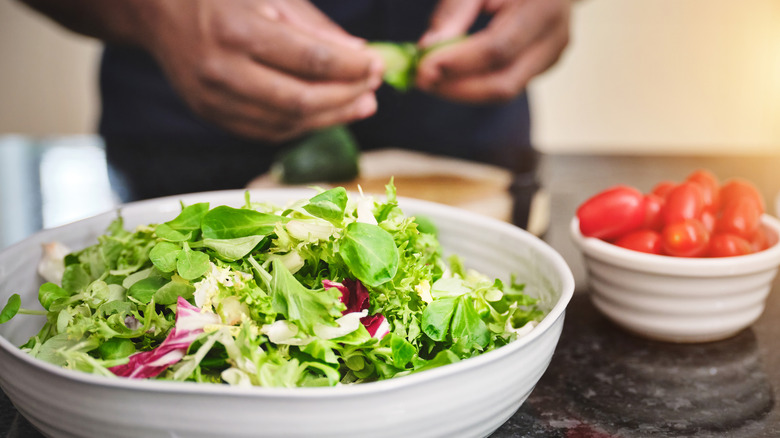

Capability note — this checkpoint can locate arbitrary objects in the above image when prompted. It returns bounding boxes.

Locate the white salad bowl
[570,215,780,343]
[0,189,574,438]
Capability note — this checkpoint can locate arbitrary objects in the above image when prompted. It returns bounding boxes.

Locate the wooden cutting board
[247,148,548,235]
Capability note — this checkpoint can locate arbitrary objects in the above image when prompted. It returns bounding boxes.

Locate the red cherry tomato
[662,181,705,225]
[715,197,761,240]
[686,169,720,213]
[651,181,677,198]
[661,219,710,257]
[751,227,777,252]
[615,230,662,254]
[700,210,716,233]
[641,193,665,230]
[577,185,646,240]
[720,178,765,214]
[707,233,752,257]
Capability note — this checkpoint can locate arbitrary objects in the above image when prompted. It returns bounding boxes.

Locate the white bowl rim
[570,214,780,276]
[0,188,575,398]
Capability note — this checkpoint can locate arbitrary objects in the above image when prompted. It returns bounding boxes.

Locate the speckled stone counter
[2,142,780,437]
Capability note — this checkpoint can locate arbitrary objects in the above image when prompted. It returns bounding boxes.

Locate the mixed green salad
[1,184,544,387]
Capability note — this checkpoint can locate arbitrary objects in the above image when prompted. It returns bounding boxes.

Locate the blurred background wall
[1,0,779,155]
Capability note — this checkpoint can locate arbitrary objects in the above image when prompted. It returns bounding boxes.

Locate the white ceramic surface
[0,189,574,438]
[570,215,780,343]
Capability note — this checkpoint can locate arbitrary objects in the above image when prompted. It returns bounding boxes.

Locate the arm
[19,0,157,47]
[18,0,385,142]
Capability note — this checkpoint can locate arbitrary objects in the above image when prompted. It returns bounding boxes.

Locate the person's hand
[143,0,384,142]
[416,0,570,104]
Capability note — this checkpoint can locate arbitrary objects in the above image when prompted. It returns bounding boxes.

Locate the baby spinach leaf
[451,297,490,349]
[38,282,70,310]
[166,202,209,233]
[154,224,192,242]
[203,235,265,261]
[154,279,195,305]
[97,337,136,360]
[201,206,287,239]
[421,297,457,342]
[303,187,348,222]
[176,247,210,281]
[382,333,416,368]
[127,276,167,304]
[340,222,399,287]
[149,241,181,273]
[412,349,460,374]
[0,294,21,324]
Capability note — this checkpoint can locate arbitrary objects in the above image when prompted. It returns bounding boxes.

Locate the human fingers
[418,0,484,48]
[203,92,377,142]
[212,94,376,142]
[205,3,382,84]
[188,55,378,140]
[195,52,379,117]
[417,0,567,86]
[265,0,367,49]
[421,16,569,103]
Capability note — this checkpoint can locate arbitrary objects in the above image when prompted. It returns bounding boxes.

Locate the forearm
[18,0,160,48]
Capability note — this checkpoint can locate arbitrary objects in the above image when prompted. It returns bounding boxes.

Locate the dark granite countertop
[1,137,779,437]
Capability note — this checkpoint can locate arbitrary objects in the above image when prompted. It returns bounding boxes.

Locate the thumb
[419,0,485,47]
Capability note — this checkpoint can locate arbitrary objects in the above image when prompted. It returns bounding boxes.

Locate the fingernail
[366,57,384,90]
[341,35,367,50]
[416,66,441,90]
[259,5,280,21]
[368,74,383,91]
[419,31,441,48]
[354,94,377,118]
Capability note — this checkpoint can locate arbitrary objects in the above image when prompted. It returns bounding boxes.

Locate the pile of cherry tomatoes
[576,169,776,257]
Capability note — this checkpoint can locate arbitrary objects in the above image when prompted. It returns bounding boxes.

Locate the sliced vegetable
[109,297,219,379]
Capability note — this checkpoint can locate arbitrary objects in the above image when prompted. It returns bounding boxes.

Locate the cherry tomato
[715,196,761,240]
[686,169,720,213]
[751,227,777,252]
[661,219,710,257]
[615,230,662,254]
[707,233,752,257]
[651,181,677,198]
[720,178,765,214]
[700,210,716,233]
[662,181,705,225]
[641,193,665,230]
[577,185,646,240]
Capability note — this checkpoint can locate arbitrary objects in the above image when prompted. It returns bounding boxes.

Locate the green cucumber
[274,125,360,184]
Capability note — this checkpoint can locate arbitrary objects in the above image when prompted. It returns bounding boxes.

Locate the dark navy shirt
[99,0,533,200]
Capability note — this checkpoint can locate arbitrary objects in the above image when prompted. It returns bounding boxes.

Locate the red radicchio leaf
[109,297,219,379]
[322,278,387,338]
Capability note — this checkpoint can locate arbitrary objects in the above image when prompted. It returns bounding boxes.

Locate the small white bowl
[0,189,574,438]
[570,215,780,343]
